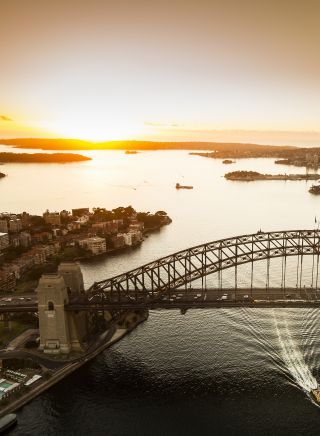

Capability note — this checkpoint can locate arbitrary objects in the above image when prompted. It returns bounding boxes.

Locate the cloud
[144,121,179,128]
[0,115,13,121]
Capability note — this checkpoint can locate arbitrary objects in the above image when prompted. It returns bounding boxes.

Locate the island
[222,159,235,164]
[309,185,320,195]
[0,152,90,163]
[225,171,320,181]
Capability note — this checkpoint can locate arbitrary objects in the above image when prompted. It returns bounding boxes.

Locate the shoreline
[225,171,320,182]
[0,315,147,418]
[0,152,90,164]
[72,223,168,262]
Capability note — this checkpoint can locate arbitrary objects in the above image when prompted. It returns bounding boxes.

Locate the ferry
[0,413,17,433]
[311,388,320,403]
[175,183,193,190]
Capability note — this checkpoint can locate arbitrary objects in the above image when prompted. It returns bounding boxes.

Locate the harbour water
[2,146,320,434]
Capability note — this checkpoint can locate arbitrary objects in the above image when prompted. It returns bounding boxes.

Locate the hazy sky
[1,0,320,144]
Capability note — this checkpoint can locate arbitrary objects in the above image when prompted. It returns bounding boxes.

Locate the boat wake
[274,312,317,393]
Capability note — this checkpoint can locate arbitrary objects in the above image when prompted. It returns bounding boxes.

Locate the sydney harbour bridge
[2,229,320,314]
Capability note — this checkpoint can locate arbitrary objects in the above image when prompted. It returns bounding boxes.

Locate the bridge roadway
[1,288,320,313]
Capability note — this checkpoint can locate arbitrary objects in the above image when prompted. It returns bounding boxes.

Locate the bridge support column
[37,263,87,355]
[37,274,71,354]
[58,262,84,293]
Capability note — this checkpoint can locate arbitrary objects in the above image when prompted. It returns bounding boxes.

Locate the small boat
[125,150,138,154]
[175,183,193,190]
[311,388,320,402]
[0,413,17,432]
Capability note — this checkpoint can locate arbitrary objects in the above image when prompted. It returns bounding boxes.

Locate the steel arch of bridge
[88,230,320,299]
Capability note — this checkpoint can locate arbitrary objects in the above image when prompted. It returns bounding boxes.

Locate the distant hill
[0,152,91,163]
[0,138,297,152]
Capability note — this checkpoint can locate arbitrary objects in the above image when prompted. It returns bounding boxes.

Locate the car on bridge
[242,295,253,302]
[217,294,228,301]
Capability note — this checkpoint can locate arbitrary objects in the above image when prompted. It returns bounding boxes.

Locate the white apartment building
[79,237,107,255]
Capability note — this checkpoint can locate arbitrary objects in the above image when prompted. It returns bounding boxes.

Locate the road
[1,288,320,313]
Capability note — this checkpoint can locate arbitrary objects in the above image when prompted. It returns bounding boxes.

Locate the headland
[0,152,90,163]
[225,171,320,181]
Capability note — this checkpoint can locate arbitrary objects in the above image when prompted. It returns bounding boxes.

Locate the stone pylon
[37,263,87,354]
[58,262,84,294]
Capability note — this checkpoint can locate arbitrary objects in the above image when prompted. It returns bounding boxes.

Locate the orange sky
[1,0,320,145]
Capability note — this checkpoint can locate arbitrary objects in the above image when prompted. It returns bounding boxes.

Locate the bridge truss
[88,230,320,302]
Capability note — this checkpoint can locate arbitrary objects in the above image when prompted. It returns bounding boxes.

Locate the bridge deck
[1,288,320,313]
[66,301,320,310]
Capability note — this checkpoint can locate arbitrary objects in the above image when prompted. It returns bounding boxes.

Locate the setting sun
[39,116,143,142]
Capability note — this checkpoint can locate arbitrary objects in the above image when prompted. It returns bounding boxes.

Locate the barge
[176,183,193,189]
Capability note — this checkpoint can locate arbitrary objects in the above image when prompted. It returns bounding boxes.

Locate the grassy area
[0,322,31,347]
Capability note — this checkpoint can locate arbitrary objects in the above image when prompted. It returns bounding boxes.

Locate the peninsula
[0,172,5,179]
[225,171,320,181]
[0,206,172,417]
[0,206,172,293]
[0,152,90,163]
[275,157,320,168]
[191,147,320,169]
